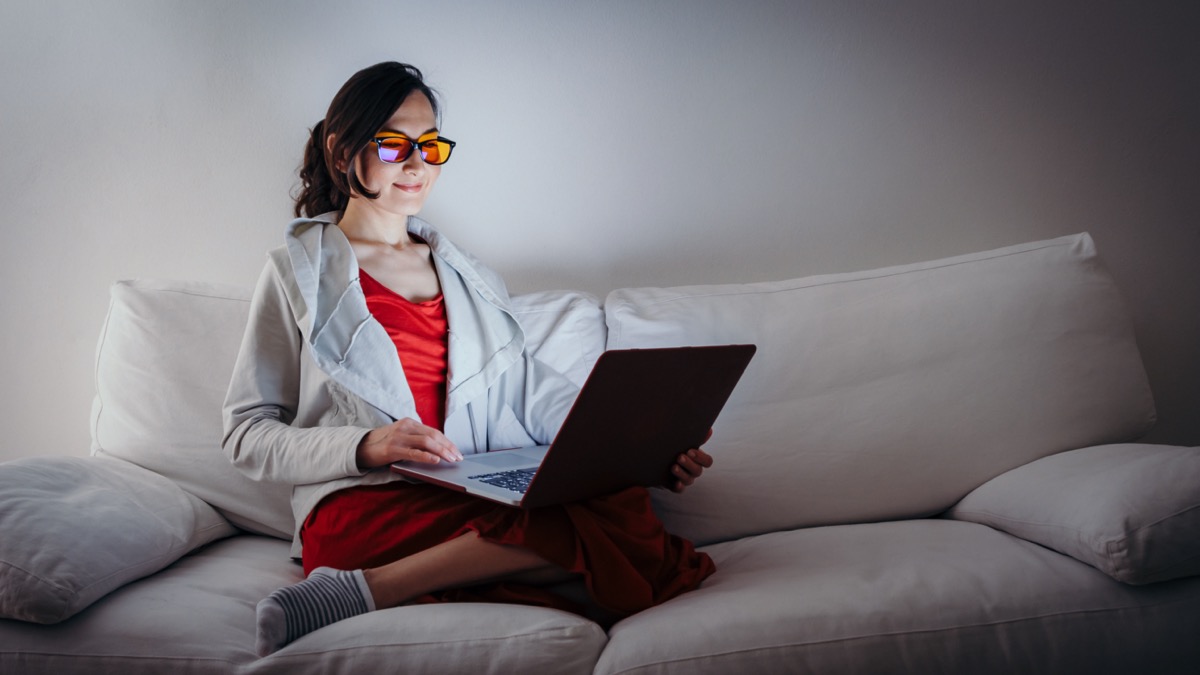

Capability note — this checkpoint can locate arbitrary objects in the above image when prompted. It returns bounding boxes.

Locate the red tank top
[359,270,448,430]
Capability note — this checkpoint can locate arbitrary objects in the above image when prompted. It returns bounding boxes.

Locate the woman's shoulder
[285,212,341,244]
[254,214,353,316]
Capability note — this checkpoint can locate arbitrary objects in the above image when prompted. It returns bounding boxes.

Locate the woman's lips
[395,182,423,193]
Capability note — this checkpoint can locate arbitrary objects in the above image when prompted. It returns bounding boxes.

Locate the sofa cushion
[511,289,606,388]
[946,443,1200,585]
[90,279,605,541]
[90,279,296,539]
[0,455,235,624]
[604,233,1156,545]
[595,520,1200,675]
[0,536,608,675]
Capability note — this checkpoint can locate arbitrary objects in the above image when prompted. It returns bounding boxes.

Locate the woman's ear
[326,133,347,172]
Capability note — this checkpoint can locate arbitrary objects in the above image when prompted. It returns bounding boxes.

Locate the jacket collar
[280,212,525,422]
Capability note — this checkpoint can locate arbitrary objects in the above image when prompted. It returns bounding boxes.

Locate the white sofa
[3,232,1199,674]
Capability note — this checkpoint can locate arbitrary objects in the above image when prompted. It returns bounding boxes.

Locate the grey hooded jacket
[222,213,579,555]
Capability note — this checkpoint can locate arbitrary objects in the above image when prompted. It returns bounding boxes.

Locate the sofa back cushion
[91,279,605,540]
[605,233,1156,546]
[91,279,294,538]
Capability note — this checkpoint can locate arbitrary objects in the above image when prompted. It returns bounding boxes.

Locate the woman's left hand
[670,429,715,493]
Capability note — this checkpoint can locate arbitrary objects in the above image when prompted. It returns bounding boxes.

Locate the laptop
[391,344,756,508]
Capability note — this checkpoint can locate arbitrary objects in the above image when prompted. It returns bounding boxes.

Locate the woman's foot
[255,567,376,656]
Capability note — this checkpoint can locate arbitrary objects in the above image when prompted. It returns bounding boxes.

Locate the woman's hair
[294,62,440,218]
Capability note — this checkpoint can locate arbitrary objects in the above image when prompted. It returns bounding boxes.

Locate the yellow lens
[421,140,448,165]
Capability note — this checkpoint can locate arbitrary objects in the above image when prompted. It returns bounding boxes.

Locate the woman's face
[347,92,442,219]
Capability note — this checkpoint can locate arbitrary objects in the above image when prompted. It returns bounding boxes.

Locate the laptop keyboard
[469,468,538,494]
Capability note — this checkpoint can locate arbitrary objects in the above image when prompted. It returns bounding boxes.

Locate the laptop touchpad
[469,451,532,468]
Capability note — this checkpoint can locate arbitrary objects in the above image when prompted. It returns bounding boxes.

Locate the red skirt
[300,481,715,621]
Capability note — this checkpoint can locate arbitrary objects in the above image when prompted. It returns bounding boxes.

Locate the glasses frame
[370,132,457,166]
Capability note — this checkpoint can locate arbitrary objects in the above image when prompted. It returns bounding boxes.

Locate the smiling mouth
[395,183,424,193]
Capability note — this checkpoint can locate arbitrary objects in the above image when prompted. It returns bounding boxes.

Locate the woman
[222,62,715,657]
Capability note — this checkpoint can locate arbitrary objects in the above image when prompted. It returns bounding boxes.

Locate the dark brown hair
[294,62,440,218]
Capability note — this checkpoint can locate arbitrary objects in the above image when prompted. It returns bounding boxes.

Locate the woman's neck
[338,202,414,247]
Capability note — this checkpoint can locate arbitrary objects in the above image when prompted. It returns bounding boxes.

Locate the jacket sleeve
[221,262,370,484]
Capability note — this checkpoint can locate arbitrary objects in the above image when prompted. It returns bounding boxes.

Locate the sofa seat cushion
[604,233,1156,546]
[594,520,1200,675]
[0,535,607,675]
[947,443,1200,585]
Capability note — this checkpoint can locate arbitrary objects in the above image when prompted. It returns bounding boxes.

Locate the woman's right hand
[355,418,462,470]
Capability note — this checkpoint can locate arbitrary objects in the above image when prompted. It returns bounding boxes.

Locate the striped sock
[255,567,376,656]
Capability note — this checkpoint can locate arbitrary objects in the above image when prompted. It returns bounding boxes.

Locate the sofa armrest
[0,455,237,624]
[945,443,1200,585]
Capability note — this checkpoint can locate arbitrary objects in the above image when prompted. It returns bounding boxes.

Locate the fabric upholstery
[90,279,295,539]
[947,443,1200,585]
[0,536,607,675]
[510,289,606,388]
[0,455,235,624]
[604,233,1156,545]
[595,520,1200,675]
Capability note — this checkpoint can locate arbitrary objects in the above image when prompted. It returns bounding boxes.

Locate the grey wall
[1,0,1196,463]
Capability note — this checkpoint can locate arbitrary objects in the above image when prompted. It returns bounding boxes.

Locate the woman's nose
[401,147,426,173]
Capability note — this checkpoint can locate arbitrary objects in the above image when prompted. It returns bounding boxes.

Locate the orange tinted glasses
[371,133,456,165]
